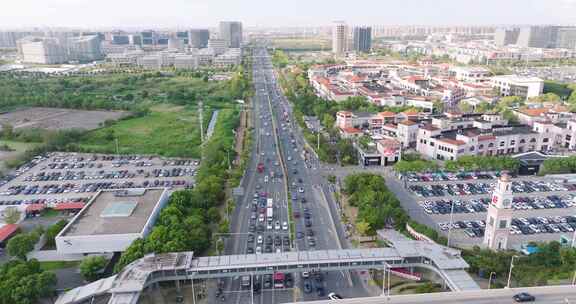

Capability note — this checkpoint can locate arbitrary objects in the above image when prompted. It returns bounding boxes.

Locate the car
[275,221,281,230]
[247,234,255,243]
[303,279,312,294]
[298,187,304,193]
[247,247,254,254]
[513,292,535,302]
[305,219,312,227]
[257,235,263,244]
[296,232,304,239]
[255,246,262,254]
[282,221,288,230]
[328,292,343,300]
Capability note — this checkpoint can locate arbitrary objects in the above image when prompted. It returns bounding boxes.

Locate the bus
[266,207,273,220]
[266,198,273,209]
[273,273,285,288]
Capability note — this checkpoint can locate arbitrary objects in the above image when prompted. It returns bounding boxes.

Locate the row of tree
[0,259,57,304]
[539,156,576,175]
[394,155,519,173]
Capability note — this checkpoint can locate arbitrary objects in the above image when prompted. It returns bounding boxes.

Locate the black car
[296,232,304,239]
[306,230,314,237]
[264,275,273,289]
[305,219,312,227]
[301,197,307,203]
[285,273,294,288]
[513,292,535,302]
[246,247,254,254]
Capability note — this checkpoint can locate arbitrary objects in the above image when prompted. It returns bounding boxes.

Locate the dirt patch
[234,110,248,164]
[0,107,129,131]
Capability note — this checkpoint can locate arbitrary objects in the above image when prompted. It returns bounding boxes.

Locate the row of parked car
[440,215,576,238]
[402,171,509,183]
[421,195,576,215]
[23,167,196,183]
[411,181,572,197]
[0,197,88,207]
[1,179,191,196]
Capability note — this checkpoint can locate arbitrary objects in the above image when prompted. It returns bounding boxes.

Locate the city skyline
[1,0,576,28]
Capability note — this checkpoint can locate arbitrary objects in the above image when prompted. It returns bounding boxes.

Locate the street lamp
[488,272,496,289]
[506,256,519,289]
[446,201,456,247]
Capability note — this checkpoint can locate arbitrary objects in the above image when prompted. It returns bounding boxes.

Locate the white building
[449,66,491,83]
[491,75,544,99]
[55,188,169,255]
[173,55,198,70]
[18,37,67,64]
[67,35,102,62]
[208,38,228,55]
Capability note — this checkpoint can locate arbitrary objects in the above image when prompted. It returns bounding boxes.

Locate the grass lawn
[39,261,80,271]
[79,105,203,158]
[0,140,41,152]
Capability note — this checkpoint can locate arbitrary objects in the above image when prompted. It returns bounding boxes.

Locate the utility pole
[506,256,518,289]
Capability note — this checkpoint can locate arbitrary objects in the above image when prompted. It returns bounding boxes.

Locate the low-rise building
[491,75,544,99]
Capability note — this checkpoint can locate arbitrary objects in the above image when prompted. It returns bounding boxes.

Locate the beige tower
[483,174,514,250]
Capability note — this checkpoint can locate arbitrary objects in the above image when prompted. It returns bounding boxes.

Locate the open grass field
[0,139,41,171]
[79,104,204,158]
[39,261,80,271]
[271,38,331,51]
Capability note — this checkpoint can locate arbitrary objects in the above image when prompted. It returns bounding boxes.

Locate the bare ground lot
[0,107,129,131]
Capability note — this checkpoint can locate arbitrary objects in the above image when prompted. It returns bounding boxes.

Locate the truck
[266,198,273,209]
[257,163,265,173]
[266,207,273,220]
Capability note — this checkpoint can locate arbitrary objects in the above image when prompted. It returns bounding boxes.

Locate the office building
[18,37,68,64]
[491,75,544,99]
[67,35,102,62]
[112,34,130,45]
[332,21,348,55]
[176,31,189,45]
[352,26,372,53]
[55,188,169,255]
[0,31,34,48]
[494,28,520,46]
[219,21,243,48]
[141,30,156,45]
[189,29,210,48]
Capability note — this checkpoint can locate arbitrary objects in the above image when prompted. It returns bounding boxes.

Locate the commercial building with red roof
[0,224,19,246]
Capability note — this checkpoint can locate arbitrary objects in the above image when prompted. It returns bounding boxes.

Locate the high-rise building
[18,37,68,64]
[189,29,210,48]
[517,26,558,48]
[176,31,189,45]
[141,30,156,45]
[219,21,243,48]
[0,31,35,48]
[352,26,372,52]
[67,35,102,62]
[482,174,513,251]
[332,21,348,55]
[494,28,520,46]
[556,27,576,49]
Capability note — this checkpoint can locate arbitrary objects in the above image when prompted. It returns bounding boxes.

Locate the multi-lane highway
[221,47,375,304]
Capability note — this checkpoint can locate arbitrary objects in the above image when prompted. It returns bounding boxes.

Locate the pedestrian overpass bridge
[56,240,479,304]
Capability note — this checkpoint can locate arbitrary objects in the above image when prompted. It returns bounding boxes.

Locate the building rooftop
[60,188,165,237]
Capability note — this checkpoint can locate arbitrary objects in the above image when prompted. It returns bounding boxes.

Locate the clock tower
[483,173,514,250]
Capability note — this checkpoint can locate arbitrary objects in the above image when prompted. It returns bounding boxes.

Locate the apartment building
[449,66,491,83]
[332,21,348,55]
[219,21,243,48]
[514,104,573,126]
[18,37,67,64]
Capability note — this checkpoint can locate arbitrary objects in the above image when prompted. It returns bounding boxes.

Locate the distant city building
[332,21,348,55]
[18,37,68,64]
[208,38,228,55]
[67,35,102,62]
[0,31,36,48]
[112,34,130,45]
[189,29,210,48]
[176,31,189,45]
[494,28,520,46]
[556,27,576,49]
[219,21,243,48]
[141,30,156,45]
[352,26,372,53]
[173,55,198,70]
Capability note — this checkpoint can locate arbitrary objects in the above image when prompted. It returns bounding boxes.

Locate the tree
[80,256,108,282]
[1,123,14,140]
[458,101,472,113]
[6,234,35,260]
[45,220,68,248]
[356,221,371,236]
[2,207,21,224]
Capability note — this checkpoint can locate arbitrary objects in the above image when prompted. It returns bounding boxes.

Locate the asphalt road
[220,48,375,304]
[299,285,576,304]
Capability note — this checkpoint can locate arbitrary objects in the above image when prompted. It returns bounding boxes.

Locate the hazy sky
[1,0,576,28]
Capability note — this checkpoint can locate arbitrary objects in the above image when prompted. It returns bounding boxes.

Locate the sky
[1,0,576,29]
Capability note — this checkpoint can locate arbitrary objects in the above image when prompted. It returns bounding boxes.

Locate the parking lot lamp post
[506,256,518,289]
[488,272,496,289]
[446,201,456,247]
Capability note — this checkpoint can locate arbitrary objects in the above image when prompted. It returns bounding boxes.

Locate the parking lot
[399,172,576,248]
[0,152,198,209]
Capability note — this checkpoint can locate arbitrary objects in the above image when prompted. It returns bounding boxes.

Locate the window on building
[499,141,505,147]
[520,139,525,144]
[499,220,507,229]
[470,146,475,152]
[489,216,494,227]
[510,140,515,146]
[543,138,549,143]
[479,144,484,149]
[488,143,494,148]
[430,142,435,147]
[530,138,536,143]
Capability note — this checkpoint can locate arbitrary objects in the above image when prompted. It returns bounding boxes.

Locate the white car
[282,222,288,231]
[275,221,281,230]
[259,214,264,222]
[264,176,269,183]
[328,292,343,300]
[298,187,304,193]
[275,248,282,253]
[267,221,273,230]
[257,235,263,244]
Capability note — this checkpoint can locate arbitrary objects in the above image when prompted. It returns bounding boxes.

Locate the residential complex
[219,21,243,48]
[353,26,372,53]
